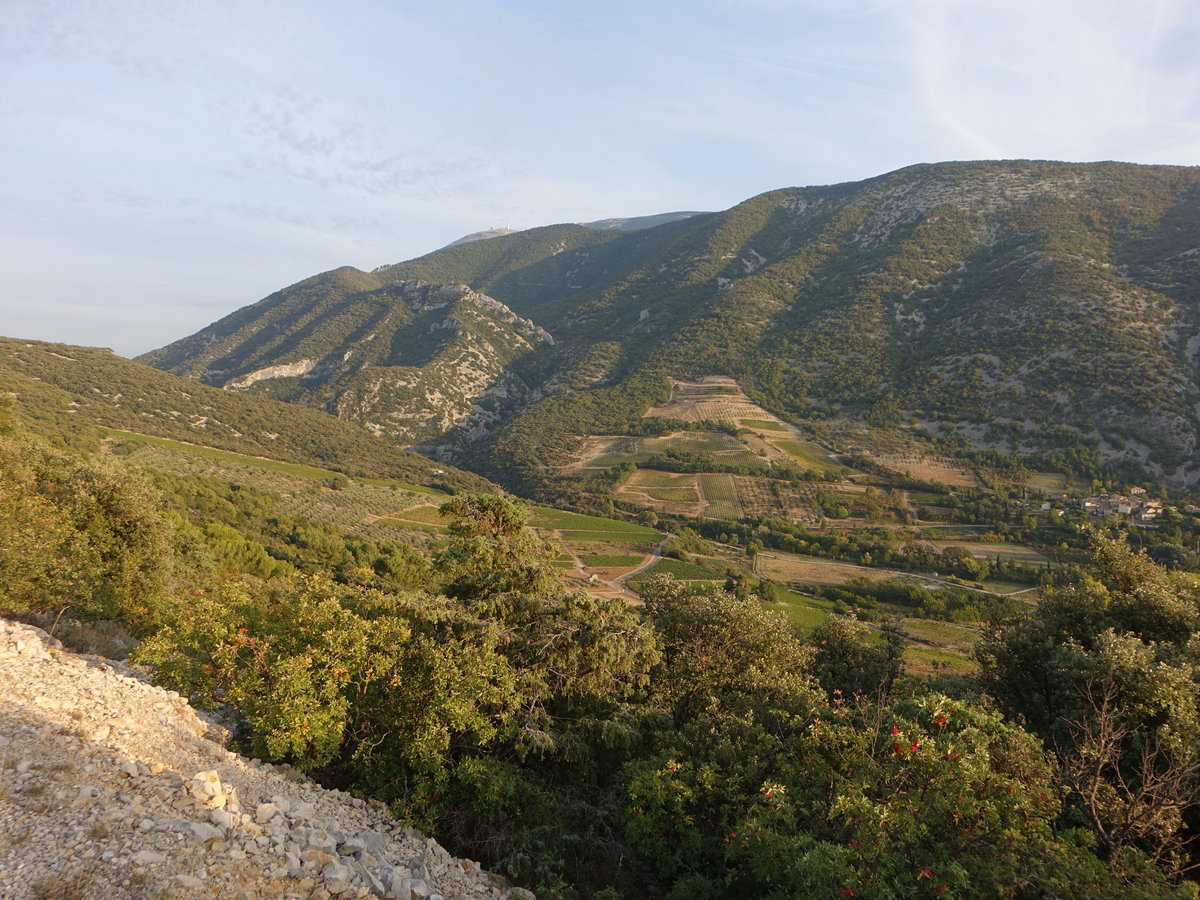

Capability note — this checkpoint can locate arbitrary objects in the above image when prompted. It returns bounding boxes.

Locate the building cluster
[1077,488,1165,524]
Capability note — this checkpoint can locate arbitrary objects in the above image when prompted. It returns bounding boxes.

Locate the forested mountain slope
[144,161,1200,487]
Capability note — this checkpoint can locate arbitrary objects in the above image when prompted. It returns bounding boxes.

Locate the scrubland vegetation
[7,394,1200,899]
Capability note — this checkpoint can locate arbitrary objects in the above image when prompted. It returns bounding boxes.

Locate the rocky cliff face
[140,279,552,445]
[0,618,533,900]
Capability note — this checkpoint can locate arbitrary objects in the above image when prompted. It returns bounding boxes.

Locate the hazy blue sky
[3,0,1198,356]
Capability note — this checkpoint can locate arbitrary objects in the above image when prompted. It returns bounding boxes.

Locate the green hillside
[0,337,493,491]
[143,161,1200,494]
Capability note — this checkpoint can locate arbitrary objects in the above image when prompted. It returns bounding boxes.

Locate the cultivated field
[733,476,823,525]
[928,540,1049,563]
[643,376,784,425]
[616,469,704,515]
[570,436,651,470]
[773,440,847,475]
[871,452,978,487]
[699,473,743,519]
[755,552,900,586]
[741,418,787,431]
[572,430,762,471]
[530,507,663,545]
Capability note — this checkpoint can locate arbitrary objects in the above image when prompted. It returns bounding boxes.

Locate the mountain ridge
[141,160,1200,489]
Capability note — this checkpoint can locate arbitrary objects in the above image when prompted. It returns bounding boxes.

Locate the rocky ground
[0,618,533,900]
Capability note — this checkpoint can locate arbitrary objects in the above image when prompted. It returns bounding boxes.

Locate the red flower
[909,739,921,752]
[894,743,904,756]
[839,890,855,898]
[918,869,934,880]
[936,715,948,726]
[891,725,901,736]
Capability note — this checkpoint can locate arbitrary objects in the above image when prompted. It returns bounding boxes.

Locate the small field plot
[616,470,704,516]
[901,618,982,651]
[732,476,822,525]
[738,432,791,462]
[908,491,950,504]
[357,477,450,496]
[628,557,727,583]
[641,432,747,455]
[918,526,981,538]
[904,646,976,676]
[625,470,701,501]
[581,554,644,567]
[639,432,764,467]
[982,581,1040,598]
[699,473,743,519]
[772,440,846,475]
[644,376,792,426]
[930,540,1048,564]
[756,552,899,586]
[570,436,650,470]
[107,429,344,480]
[560,532,660,546]
[897,618,982,676]
[873,453,977,488]
[741,419,787,431]
[531,508,663,544]
[766,592,838,633]
[632,470,693,487]
[374,517,446,535]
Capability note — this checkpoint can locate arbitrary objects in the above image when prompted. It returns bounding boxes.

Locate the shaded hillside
[0,337,493,490]
[144,161,1200,488]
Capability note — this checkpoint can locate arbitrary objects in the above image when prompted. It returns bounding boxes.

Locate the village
[1038,487,1169,525]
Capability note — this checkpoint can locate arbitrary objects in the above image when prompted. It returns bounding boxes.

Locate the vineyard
[616,470,702,514]
[732,476,823,525]
[699,473,742,519]
[772,440,848,475]
[643,376,788,425]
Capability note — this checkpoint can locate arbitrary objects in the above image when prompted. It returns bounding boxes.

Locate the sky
[2,0,1199,357]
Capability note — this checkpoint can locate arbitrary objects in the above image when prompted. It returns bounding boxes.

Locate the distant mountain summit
[580,211,710,231]
[437,211,709,252]
[144,161,1200,487]
[440,227,519,250]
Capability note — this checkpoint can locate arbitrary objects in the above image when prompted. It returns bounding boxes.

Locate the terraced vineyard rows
[699,473,742,519]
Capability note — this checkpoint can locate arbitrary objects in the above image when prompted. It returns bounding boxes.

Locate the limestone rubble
[0,618,534,900]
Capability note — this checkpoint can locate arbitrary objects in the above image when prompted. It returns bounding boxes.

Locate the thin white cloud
[904,0,1200,162]
[2,0,1199,355]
